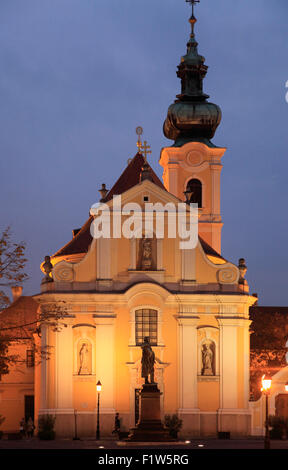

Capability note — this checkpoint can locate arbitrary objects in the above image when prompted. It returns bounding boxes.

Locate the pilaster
[55,322,73,409]
[93,314,116,411]
[177,315,199,410]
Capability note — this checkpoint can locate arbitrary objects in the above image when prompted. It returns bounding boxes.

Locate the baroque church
[1,5,288,439]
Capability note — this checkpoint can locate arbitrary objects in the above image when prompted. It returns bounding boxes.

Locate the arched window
[186,179,202,208]
[135,309,158,346]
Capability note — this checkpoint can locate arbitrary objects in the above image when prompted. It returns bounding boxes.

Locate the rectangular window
[135,309,158,346]
[26,350,35,368]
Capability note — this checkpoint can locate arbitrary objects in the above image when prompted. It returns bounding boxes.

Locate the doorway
[24,395,34,422]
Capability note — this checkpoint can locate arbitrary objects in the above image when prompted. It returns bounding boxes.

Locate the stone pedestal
[127,384,174,442]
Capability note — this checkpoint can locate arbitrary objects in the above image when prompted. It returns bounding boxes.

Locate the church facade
[3,4,288,441]
[32,8,258,438]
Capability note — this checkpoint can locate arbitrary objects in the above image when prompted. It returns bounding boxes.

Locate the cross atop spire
[141,141,152,162]
[185,0,200,38]
[135,127,151,162]
[186,0,200,17]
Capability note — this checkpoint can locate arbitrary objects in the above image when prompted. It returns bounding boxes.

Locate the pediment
[90,179,185,215]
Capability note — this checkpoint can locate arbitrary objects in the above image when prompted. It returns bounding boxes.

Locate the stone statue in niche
[141,238,153,270]
[78,342,91,375]
[201,340,215,376]
[141,337,155,384]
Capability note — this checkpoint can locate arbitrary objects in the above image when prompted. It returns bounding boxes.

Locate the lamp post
[261,374,272,450]
[73,409,80,440]
[96,380,102,440]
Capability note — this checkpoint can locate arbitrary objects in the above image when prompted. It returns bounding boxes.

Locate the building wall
[34,287,255,438]
[0,341,34,433]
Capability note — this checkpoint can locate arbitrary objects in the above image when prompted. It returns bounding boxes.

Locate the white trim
[177,316,199,411]
[129,238,137,270]
[156,239,163,270]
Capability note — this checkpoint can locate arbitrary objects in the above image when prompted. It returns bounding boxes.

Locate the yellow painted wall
[0,341,34,432]
[198,382,220,411]
[74,242,97,282]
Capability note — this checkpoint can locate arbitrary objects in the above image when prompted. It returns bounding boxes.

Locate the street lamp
[73,409,80,440]
[261,374,272,450]
[96,380,102,440]
[285,382,288,392]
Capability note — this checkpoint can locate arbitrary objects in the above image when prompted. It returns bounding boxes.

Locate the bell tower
[159,1,226,254]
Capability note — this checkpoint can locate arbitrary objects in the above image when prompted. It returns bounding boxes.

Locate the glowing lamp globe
[96,381,102,393]
[285,382,288,392]
[261,375,272,392]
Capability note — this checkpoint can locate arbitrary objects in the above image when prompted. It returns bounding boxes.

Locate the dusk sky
[0,0,287,305]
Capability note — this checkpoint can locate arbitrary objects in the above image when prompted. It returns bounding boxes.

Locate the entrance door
[24,395,34,422]
[276,394,288,420]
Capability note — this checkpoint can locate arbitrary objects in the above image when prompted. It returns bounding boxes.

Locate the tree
[0,227,69,378]
[0,227,28,377]
[250,309,288,400]
[0,300,69,377]
[0,226,28,310]
[0,336,10,377]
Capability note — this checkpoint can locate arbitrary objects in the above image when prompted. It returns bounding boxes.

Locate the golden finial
[135,127,151,161]
[136,126,143,152]
[186,0,200,36]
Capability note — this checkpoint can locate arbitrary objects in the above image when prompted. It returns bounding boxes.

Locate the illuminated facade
[33,9,258,438]
[3,6,287,440]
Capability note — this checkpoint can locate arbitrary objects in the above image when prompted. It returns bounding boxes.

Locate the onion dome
[163,11,222,147]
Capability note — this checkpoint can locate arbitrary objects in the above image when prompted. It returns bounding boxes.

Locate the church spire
[163,1,222,146]
[185,0,202,67]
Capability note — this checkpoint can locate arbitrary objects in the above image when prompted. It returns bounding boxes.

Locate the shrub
[38,414,56,440]
[164,414,183,438]
[268,415,286,439]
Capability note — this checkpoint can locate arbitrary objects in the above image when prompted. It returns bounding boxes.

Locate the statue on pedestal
[42,255,53,283]
[141,337,155,384]
[128,336,174,441]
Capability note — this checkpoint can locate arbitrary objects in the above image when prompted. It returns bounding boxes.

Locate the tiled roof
[103,152,165,202]
[52,153,227,261]
[53,153,165,259]
[199,236,227,263]
[0,296,39,339]
[53,216,93,258]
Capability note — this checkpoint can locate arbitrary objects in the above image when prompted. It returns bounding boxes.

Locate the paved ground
[0,437,287,449]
